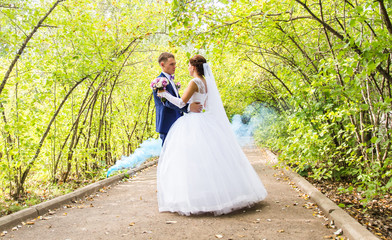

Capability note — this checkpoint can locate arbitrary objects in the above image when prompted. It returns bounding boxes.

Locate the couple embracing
[152,52,267,216]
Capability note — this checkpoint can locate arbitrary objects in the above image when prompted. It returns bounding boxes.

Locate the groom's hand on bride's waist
[190,102,203,113]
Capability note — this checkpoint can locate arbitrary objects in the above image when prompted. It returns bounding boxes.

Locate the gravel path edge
[0,160,157,232]
[265,149,379,240]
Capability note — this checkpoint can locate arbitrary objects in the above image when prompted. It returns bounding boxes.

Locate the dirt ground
[1,145,342,240]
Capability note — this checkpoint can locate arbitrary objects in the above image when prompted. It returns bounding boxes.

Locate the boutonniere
[175,82,181,90]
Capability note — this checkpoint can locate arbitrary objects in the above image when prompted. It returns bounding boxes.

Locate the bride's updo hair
[189,55,207,76]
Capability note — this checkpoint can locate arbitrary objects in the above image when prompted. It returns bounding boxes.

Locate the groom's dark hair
[158,52,175,63]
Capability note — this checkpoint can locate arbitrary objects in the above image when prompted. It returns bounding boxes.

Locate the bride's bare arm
[180,81,198,103]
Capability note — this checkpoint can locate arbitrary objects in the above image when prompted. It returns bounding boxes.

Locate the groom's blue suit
[153,72,188,144]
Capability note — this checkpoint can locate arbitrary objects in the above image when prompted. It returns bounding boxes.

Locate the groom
[152,52,202,145]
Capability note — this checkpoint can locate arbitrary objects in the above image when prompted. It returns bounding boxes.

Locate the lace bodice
[190,78,207,105]
[193,78,207,94]
[157,77,208,110]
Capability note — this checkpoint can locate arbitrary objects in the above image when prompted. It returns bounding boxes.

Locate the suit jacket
[153,72,189,134]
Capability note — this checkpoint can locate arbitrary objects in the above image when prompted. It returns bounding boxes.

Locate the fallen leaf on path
[277,229,285,233]
[300,194,309,200]
[86,197,94,201]
[303,202,316,209]
[323,235,334,239]
[215,234,223,238]
[129,222,135,226]
[336,237,347,240]
[26,221,35,225]
[334,228,343,236]
[63,213,67,216]
[1,231,7,236]
[165,221,177,224]
[323,220,336,229]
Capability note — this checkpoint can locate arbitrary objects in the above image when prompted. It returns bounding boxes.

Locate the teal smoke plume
[106,103,270,176]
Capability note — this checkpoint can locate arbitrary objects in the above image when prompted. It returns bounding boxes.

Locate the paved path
[2,145,342,240]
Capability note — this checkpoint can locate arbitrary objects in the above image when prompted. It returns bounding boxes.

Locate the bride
[157,55,267,216]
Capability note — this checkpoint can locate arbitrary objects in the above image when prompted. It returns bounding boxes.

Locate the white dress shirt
[162,72,179,97]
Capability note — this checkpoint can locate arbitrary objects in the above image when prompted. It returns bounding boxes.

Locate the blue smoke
[106,138,162,177]
[231,103,272,146]
[106,103,271,177]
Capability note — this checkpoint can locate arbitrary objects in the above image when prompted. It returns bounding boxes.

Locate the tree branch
[294,0,392,85]
[0,0,65,96]
[376,0,392,36]
[20,75,86,190]
[0,4,20,9]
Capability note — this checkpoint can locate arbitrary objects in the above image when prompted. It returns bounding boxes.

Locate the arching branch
[0,0,65,96]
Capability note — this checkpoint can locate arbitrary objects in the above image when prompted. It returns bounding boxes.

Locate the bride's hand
[157,90,167,98]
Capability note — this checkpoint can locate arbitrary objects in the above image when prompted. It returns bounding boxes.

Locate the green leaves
[165,0,392,202]
[370,137,379,144]
[0,0,171,202]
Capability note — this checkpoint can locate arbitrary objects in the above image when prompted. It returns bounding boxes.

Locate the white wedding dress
[157,65,267,216]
